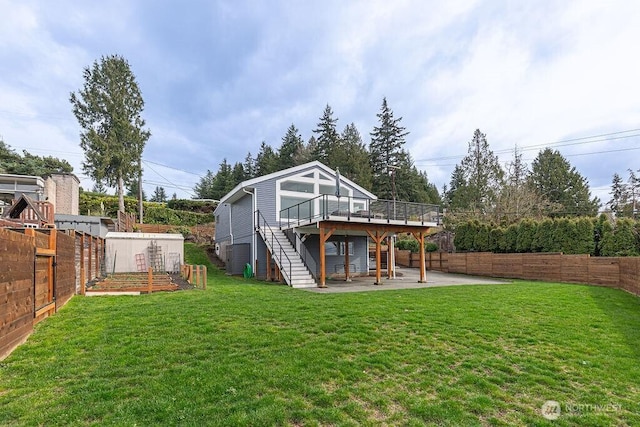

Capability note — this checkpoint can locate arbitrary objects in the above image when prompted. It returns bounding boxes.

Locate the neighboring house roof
[217,161,377,206]
[3,194,45,221]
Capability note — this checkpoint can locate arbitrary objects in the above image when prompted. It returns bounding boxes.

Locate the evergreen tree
[529,148,599,217]
[279,124,304,169]
[91,180,108,195]
[446,130,503,223]
[312,104,340,164]
[292,136,315,165]
[0,140,73,176]
[243,152,256,180]
[369,97,409,200]
[494,147,549,224]
[70,54,150,213]
[150,186,167,202]
[601,218,639,256]
[126,180,146,201]
[194,170,215,199]
[608,173,629,217]
[231,162,246,187]
[255,142,279,176]
[331,123,373,190]
[211,159,234,200]
[460,129,504,211]
[627,169,639,217]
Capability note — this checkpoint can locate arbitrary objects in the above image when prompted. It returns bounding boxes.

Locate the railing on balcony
[279,194,440,227]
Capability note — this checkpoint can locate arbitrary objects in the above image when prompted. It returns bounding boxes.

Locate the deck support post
[318,226,336,288]
[344,235,350,282]
[367,230,388,285]
[412,231,427,283]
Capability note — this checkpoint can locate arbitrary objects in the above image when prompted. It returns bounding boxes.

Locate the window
[325,241,339,256]
[280,181,314,193]
[324,241,354,256]
[340,241,355,256]
[319,184,336,195]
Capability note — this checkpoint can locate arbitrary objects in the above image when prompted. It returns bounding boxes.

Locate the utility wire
[416,129,640,162]
[142,160,195,198]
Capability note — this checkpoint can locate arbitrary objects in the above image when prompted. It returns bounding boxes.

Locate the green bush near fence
[395,239,438,253]
[453,215,637,256]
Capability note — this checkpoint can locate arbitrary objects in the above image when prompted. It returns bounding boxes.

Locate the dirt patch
[204,245,226,269]
[168,273,194,290]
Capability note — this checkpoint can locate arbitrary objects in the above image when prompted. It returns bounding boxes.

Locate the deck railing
[279,194,440,227]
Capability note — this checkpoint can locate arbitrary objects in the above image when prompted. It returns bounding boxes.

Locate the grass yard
[1,244,639,426]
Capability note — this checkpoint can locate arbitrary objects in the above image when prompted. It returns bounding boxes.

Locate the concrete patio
[303,267,511,293]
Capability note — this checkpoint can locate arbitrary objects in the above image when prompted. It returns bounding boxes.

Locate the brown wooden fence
[411,251,640,296]
[1,228,104,360]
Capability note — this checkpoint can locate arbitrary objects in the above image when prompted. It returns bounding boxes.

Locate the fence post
[148,267,153,293]
[202,266,207,289]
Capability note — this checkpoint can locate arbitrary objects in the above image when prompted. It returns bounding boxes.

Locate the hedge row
[79,192,215,226]
[454,216,640,256]
[395,238,438,253]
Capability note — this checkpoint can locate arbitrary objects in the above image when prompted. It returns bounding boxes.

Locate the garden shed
[104,232,184,274]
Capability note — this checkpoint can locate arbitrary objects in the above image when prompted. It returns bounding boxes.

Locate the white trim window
[276,169,352,221]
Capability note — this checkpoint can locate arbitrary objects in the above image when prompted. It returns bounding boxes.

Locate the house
[0,172,80,216]
[214,161,439,288]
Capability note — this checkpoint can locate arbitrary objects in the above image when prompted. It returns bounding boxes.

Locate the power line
[416,128,640,163]
[142,160,195,198]
[417,145,640,168]
[142,159,204,177]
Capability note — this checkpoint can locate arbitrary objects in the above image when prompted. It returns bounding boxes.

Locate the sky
[1,0,639,205]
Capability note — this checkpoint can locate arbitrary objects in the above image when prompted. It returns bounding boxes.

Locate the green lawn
[1,244,639,426]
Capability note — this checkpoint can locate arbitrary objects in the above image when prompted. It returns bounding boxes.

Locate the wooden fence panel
[466,253,493,276]
[492,254,524,279]
[395,250,411,267]
[34,230,50,249]
[619,258,640,295]
[588,258,619,287]
[447,253,467,274]
[523,254,563,282]
[0,229,35,360]
[560,255,591,284]
[55,231,76,310]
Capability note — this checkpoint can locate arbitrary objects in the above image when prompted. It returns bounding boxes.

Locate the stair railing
[283,229,319,280]
[256,210,293,284]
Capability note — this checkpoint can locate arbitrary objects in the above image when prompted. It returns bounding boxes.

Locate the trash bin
[243,263,253,278]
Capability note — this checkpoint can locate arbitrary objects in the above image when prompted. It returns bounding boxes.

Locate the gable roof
[218,161,377,205]
[3,194,45,221]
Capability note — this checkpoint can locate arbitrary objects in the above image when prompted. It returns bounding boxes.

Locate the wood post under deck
[366,230,388,285]
[412,230,427,283]
[314,220,430,288]
[344,235,350,281]
[318,226,336,287]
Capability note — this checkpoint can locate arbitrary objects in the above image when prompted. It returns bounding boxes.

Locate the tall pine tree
[312,104,340,164]
[279,124,304,169]
[369,97,409,200]
[70,55,150,213]
[529,148,599,217]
